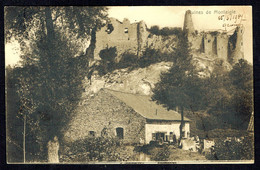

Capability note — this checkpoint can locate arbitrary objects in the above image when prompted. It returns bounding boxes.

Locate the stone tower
[229,25,244,64]
[183,10,195,34]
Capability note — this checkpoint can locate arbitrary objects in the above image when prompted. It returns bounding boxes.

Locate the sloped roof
[103,89,190,121]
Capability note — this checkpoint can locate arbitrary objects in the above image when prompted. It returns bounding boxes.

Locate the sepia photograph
[5,6,254,164]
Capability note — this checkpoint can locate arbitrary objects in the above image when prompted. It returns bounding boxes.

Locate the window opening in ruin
[106,24,114,34]
[89,131,95,137]
[208,39,211,43]
[116,127,124,139]
[124,28,128,33]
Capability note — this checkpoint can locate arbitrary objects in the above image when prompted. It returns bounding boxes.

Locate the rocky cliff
[82,61,172,96]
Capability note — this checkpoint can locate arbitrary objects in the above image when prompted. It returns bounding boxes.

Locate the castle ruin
[87,10,244,65]
[183,10,244,65]
[90,18,148,60]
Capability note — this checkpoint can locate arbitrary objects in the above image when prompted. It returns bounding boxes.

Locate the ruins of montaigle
[87,10,244,66]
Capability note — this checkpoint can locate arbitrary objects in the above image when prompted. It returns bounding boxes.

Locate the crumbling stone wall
[203,33,215,55]
[93,18,144,60]
[64,89,146,144]
[184,10,243,65]
[216,33,229,60]
[137,20,149,57]
[229,26,244,64]
[88,10,244,66]
[146,34,178,53]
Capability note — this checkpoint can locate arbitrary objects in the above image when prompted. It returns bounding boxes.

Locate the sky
[5,6,252,66]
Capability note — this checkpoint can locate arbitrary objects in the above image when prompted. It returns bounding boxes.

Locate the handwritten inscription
[190,9,246,30]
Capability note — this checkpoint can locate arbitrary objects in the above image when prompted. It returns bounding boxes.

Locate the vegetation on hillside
[96,47,175,75]
[152,30,253,130]
[148,25,183,36]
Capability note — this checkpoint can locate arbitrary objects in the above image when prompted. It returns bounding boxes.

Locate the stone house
[64,88,190,144]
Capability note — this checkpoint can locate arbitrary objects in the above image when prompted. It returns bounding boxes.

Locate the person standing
[47,136,59,163]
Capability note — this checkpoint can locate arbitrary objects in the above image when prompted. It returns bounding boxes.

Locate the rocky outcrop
[146,34,178,54]
[82,62,173,96]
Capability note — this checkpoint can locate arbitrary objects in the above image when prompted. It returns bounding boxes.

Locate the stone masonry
[184,10,244,64]
[87,10,244,66]
[64,89,146,144]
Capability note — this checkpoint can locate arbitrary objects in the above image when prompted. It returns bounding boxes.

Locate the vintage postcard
[5,6,253,164]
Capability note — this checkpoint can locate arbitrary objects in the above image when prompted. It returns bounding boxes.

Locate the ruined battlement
[87,10,244,66]
[90,18,148,60]
[184,10,244,64]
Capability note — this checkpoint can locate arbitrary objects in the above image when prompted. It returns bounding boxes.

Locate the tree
[152,32,204,139]
[149,25,160,35]
[229,59,253,129]
[5,6,108,162]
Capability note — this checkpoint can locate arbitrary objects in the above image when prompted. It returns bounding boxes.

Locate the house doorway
[116,127,124,139]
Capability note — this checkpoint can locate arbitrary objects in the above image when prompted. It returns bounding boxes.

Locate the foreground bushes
[206,134,254,160]
[135,144,170,161]
[60,137,135,162]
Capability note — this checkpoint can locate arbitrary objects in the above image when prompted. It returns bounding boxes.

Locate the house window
[181,131,185,138]
[124,28,128,33]
[89,131,95,137]
[101,128,108,137]
[152,133,156,141]
[116,127,124,139]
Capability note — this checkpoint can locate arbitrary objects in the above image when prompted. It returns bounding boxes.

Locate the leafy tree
[149,25,182,36]
[201,59,253,129]
[152,32,204,139]
[5,6,108,162]
[149,25,160,35]
[229,59,253,129]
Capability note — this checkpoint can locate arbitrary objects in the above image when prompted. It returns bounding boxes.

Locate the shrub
[148,26,183,36]
[151,144,170,161]
[134,144,170,161]
[117,52,139,69]
[60,137,125,162]
[98,47,117,75]
[205,135,254,160]
[99,47,117,62]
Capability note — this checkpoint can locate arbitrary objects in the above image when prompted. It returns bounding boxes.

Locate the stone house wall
[64,89,146,144]
[145,120,190,144]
